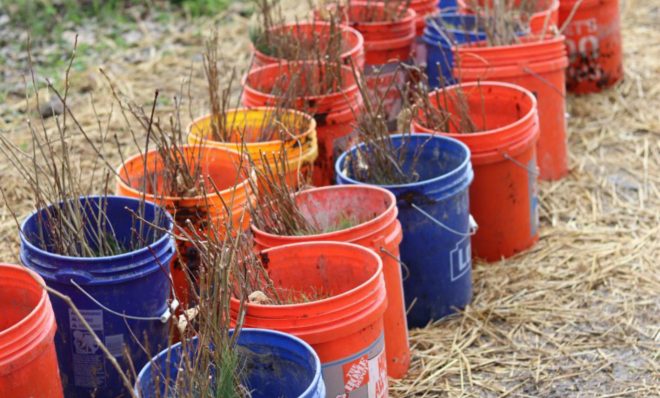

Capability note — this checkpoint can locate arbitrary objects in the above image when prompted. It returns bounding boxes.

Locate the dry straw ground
[0,0,658,396]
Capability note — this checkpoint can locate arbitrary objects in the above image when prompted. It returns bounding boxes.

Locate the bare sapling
[319,0,413,23]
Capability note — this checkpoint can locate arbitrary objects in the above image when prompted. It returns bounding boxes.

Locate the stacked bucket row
[1,0,623,398]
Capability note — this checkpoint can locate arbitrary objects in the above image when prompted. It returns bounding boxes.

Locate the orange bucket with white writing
[231,242,388,397]
[559,0,623,93]
[251,185,410,379]
[0,263,63,398]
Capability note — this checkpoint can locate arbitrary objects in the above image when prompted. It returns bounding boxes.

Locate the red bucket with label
[242,61,361,186]
[231,242,388,398]
[412,82,541,261]
[559,0,623,93]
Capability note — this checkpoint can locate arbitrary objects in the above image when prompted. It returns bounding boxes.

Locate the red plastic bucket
[251,185,410,379]
[412,81,540,261]
[231,241,388,397]
[252,22,365,69]
[0,263,63,398]
[559,0,623,93]
[242,61,361,186]
[454,35,569,181]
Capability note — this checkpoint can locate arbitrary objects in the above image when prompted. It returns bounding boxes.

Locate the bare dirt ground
[0,0,658,396]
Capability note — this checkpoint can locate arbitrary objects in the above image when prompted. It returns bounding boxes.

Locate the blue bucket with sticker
[424,13,486,88]
[134,328,325,398]
[19,196,175,398]
[335,133,474,327]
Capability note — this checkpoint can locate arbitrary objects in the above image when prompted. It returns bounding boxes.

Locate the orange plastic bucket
[457,0,559,34]
[231,241,388,397]
[454,35,569,181]
[252,22,365,69]
[187,107,318,188]
[251,185,410,379]
[559,0,623,93]
[0,263,63,398]
[412,81,540,261]
[116,146,253,307]
[242,61,361,186]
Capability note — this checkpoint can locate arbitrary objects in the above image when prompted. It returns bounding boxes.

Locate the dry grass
[0,0,658,396]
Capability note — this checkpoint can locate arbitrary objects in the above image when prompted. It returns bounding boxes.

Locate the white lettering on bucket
[450,236,472,282]
[323,333,387,398]
[69,309,106,388]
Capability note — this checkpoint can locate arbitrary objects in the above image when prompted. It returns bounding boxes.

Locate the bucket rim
[335,133,473,190]
[115,145,253,204]
[251,184,398,242]
[414,81,538,139]
[252,21,365,65]
[242,241,383,310]
[19,195,174,262]
[187,107,318,148]
[242,60,359,105]
[134,328,323,398]
[0,264,51,359]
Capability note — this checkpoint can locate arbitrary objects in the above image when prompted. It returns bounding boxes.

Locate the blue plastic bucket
[20,196,175,398]
[135,328,325,398]
[424,14,485,88]
[335,134,474,327]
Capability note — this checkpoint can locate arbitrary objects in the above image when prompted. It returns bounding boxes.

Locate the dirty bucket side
[335,134,475,327]
[135,329,325,398]
[251,184,411,379]
[412,81,541,261]
[230,241,388,398]
[410,0,439,66]
[19,196,175,398]
[559,0,623,93]
[242,61,361,186]
[0,263,63,398]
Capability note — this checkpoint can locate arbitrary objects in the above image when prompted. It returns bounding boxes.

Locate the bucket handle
[521,66,566,98]
[499,150,540,177]
[411,204,478,237]
[70,279,177,324]
[379,247,410,281]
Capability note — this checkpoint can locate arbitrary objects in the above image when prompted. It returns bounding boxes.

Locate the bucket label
[322,334,387,398]
[450,236,472,282]
[69,309,106,388]
[528,158,539,237]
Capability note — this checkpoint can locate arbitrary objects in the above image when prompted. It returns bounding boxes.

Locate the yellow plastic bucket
[188,107,318,187]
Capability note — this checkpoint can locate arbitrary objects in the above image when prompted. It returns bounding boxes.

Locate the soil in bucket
[250,19,365,69]
[559,0,623,93]
[188,107,318,189]
[116,145,253,309]
[230,242,389,398]
[250,184,411,379]
[334,133,475,327]
[19,196,175,398]
[242,61,361,186]
[454,34,570,180]
[135,328,325,398]
[411,81,541,262]
[0,263,63,398]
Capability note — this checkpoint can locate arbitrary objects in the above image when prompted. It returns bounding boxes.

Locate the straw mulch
[0,0,658,396]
